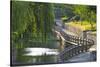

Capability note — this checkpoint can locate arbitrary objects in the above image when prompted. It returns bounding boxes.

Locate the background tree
[72,5,96,29]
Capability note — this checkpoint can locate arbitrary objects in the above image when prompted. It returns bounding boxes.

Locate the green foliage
[11,1,55,44]
[54,4,74,18]
[11,1,29,34]
[72,5,96,22]
[70,5,96,30]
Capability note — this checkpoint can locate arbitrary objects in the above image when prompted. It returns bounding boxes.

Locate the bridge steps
[66,51,96,63]
[54,20,96,63]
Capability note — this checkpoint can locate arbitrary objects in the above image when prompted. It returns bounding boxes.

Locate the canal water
[22,47,59,64]
[12,36,61,65]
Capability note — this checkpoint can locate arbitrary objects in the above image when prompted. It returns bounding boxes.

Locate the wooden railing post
[85,38,88,51]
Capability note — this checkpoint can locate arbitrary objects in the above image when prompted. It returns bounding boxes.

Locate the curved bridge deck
[54,28,94,62]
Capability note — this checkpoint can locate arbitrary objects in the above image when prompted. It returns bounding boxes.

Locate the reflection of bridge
[54,20,95,62]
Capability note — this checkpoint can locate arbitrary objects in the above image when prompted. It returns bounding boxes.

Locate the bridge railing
[58,31,94,62]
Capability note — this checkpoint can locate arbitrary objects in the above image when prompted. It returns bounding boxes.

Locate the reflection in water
[12,36,61,65]
[22,54,58,64]
[24,48,59,56]
[22,48,59,64]
[15,47,59,64]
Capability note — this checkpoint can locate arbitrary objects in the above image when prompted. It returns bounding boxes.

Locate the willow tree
[11,1,55,43]
[11,1,55,62]
[25,2,55,42]
[41,3,55,41]
[11,1,31,45]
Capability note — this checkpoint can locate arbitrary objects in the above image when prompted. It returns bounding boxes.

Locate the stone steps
[66,51,96,63]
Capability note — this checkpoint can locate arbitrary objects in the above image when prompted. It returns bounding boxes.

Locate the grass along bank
[65,21,96,31]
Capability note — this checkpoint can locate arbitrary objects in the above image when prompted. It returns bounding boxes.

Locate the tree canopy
[11,1,55,43]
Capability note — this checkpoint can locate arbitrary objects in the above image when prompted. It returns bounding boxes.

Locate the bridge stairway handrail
[57,30,94,62]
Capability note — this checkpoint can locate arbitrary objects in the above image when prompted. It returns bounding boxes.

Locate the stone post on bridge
[59,36,65,51]
[53,29,65,52]
[56,31,65,52]
[83,30,87,39]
